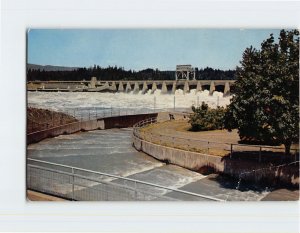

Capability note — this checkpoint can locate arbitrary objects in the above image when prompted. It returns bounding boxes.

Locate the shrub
[189,102,226,131]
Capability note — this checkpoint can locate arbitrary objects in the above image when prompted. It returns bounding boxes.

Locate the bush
[189,102,226,131]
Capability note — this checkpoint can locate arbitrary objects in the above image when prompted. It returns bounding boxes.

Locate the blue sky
[27,29,282,71]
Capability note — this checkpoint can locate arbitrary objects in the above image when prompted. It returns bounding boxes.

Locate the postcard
[26,29,299,201]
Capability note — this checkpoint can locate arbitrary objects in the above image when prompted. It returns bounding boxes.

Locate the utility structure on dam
[27,64,235,95]
[175,65,196,81]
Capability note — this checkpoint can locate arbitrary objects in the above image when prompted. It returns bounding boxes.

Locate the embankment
[27,107,77,133]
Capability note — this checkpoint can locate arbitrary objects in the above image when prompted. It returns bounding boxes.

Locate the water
[27,90,271,200]
[27,89,231,116]
[27,128,270,201]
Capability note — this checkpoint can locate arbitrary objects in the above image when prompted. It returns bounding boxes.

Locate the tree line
[27,66,236,81]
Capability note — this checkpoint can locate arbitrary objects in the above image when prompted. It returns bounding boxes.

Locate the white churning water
[27,89,231,113]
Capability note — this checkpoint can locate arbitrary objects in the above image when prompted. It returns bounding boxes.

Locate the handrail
[27,158,223,201]
[133,117,299,153]
[28,163,178,201]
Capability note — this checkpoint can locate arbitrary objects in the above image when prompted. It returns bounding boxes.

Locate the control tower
[175,65,196,80]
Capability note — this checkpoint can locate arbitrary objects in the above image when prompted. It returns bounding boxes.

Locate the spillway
[27,128,269,201]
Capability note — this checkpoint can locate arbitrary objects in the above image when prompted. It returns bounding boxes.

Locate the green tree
[224,29,299,154]
[189,102,226,131]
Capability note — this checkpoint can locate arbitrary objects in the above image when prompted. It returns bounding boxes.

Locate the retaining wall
[27,113,157,144]
[27,120,104,144]
[133,136,224,171]
[103,113,158,129]
[133,135,299,187]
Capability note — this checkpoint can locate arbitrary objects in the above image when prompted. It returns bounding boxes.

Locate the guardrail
[27,158,223,201]
[133,117,158,129]
[133,117,299,163]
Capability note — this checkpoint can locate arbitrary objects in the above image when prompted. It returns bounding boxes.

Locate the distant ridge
[27,63,81,71]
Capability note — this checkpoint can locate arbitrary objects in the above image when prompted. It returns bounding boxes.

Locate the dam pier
[27,78,235,96]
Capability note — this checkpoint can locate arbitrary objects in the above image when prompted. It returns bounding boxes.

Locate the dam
[27,79,235,96]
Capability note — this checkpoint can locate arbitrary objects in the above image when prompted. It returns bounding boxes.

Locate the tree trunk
[284,141,291,155]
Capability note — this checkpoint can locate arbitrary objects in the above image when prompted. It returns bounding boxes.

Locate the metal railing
[133,117,299,163]
[62,107,158,121]
[133,117,158,129]
[27,158,223,201]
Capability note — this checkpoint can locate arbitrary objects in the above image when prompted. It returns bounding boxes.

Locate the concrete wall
[133,135,299,187]
[27,119,104,144]
[27,113,157,144]
[104,113,158,129]
[133,136,224,171]
[223,158,299,188]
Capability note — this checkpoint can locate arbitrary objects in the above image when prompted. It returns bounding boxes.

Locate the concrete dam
[27,78,235,96]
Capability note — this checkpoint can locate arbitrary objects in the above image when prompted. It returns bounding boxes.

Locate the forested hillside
[27,65,236,81]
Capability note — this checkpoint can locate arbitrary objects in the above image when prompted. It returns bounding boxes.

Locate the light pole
[173,95,176,111]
